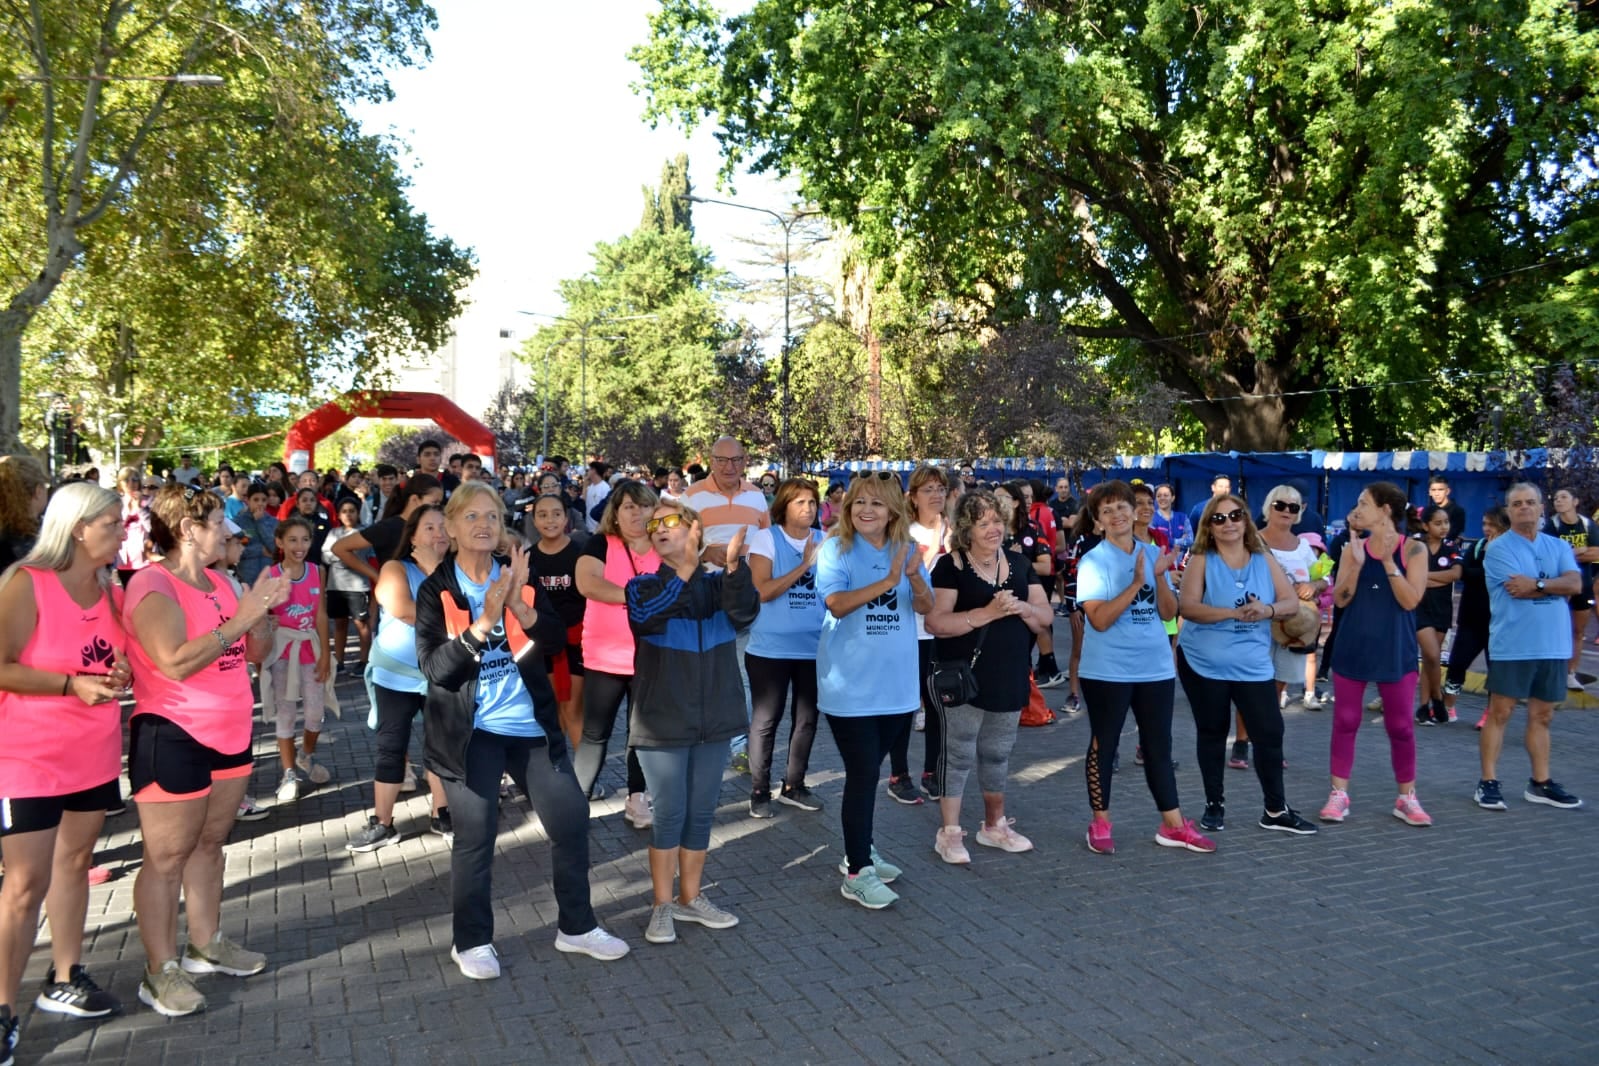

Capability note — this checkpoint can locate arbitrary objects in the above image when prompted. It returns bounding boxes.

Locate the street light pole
[687,195,823,473]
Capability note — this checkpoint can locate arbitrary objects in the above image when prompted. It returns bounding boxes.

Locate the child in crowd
[323,498,373,673]
[264,516,332,802]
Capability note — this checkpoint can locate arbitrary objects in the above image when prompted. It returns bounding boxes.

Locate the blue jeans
[635,743,730,850]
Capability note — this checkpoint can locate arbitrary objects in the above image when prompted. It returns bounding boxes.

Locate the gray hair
[1261,483,1303,522]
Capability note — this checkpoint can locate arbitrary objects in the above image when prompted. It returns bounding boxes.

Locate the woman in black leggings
[1446,506,1508,727]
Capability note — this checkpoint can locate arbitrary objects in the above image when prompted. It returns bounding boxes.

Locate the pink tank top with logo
[581,535,659,676]
[127,567,253,753]
[269,562,321,663]
[0,568,126,797]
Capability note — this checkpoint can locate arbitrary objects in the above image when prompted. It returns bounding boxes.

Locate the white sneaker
[624,792,653,829]
[275,770,301,804]
[450,943,500,980]
[295,751,331,785]
[554,926,630,961]
[975,817,1034,853]
[934,825,971,864]
[1568,672,1585,691]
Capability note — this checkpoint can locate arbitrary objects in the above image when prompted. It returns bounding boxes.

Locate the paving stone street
[14,646,1599,1065]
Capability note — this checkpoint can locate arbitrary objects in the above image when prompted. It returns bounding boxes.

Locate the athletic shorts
[327,590,371,619]
[1569,592,1595,612]
[128,714,253,802]
[0,779,120,836]
[1487,659,1567,704]
[1271,640,1315,683]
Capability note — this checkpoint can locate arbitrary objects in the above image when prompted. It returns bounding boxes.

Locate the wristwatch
[1536,579,1546,593]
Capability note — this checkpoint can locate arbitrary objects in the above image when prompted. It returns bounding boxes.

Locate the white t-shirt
[583,480,610,534]
[747,526,813,562]
[908,520,949,640]
[1269,537,1318,585]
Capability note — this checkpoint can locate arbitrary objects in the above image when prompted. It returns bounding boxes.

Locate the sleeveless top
[127,567,253,753]
[371,560,427,694]
[1177,552,1275,682]
[748,527,824,660]
[0,568,126,796]
[269,562,322,663]
[1329,542,1419,683]
[581,535,659,676]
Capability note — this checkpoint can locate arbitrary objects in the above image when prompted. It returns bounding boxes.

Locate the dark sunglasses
[645,513,688,534]
[851,471,896,482]
[1271,500,1302,514]
[1210,508,1247,525]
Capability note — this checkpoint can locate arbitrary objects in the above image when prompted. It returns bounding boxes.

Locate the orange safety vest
[442,585,540,662]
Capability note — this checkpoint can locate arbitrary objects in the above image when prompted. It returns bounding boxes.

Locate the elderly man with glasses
[683,436,771,570]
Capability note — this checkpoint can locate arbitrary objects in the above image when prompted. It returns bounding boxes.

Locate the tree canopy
[1,0,474,462]
[634,0,1599,451]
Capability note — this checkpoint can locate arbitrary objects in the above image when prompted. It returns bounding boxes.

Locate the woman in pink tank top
[123,486,288,1018]
[0,484,131,1049]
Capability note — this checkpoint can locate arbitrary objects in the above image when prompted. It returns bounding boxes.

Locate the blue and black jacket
[625,562,759,748]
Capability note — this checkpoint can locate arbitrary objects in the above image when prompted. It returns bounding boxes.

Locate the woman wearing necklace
[0,485,135,1056]
[415,483,630,979]
[1076,480,1214,855]
[124,486,289,1017]
[1178,495,1317,835]
[571,482,660,826]
[925,489,1054,864]
[817,473,934,909]
[1321,483,1432,827]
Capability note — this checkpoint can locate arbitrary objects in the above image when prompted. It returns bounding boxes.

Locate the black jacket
[415,551,568,778]
[625,563,759,748]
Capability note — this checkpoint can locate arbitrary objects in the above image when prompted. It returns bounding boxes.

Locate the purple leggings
[1330,671,1418,783]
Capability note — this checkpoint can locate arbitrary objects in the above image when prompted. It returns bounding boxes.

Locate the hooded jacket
[625,562,759,748]
[415,551,568,778]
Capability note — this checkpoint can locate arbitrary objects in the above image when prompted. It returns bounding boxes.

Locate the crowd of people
[0,442,1595,1064]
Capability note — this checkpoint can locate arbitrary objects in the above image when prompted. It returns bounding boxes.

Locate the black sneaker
[1474,779,1508,811]
[918,773,941,801]
[1416,706,1434,727]
[1200,802,1225,832]
[1259,809,1318,835]
[776,785,823,811]
[430,807,455,846]
[35,964,120,1018]
[1524,779,1583,809]
[346,816,400,853]
[885,775,923,805]
[749,795,773,819]
[2,1008,17,1066]
[1134,746,1145,766]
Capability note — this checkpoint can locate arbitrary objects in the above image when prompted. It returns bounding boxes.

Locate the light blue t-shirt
[456,561,543,738]
[815,536,925,716]
[747,527,825,661]
[371,561,427,694]
[1076,538,1176,683]
[1485,531,1578,662]
[1176,551,1275,682]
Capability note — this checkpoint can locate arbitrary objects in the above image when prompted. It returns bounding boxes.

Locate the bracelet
[62,674,71,697]
[212,626,230,652]
[966,612,977,629]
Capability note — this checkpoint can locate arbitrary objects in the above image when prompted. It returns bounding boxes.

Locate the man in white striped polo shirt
[684,436,771,568]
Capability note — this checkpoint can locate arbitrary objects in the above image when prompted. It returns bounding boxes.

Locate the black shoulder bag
[925,553,992,709]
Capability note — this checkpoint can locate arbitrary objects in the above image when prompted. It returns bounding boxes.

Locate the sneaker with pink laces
[934,826,971,864]
[975,818,1034,853]
[1155,819,1217,853]
[1319,789,1350,823]
[1085,818,1115,854]
[1392,791,1433,827]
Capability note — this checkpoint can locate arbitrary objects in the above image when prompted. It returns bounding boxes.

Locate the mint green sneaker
[840,867,899,910]
[836,846,901,883]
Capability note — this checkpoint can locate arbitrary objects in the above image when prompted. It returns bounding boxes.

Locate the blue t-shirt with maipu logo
[455,561,543,738]
[1176,551,1276,682]
[1076,539,1176,683]
[815,536,926,717]
[1485,531,1579,663]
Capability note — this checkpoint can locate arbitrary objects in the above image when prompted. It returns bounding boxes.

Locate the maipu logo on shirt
[81,635,116,669]
[793,567,816,591]
[865,587,898,613]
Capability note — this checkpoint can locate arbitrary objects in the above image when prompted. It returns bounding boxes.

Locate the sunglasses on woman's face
[1210,508,1247,525]
[645,513,688,534]
[851,471,896,482]
[1271,500,1302,514]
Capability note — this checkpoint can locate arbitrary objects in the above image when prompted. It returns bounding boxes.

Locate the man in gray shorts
[1475,483,1584,811]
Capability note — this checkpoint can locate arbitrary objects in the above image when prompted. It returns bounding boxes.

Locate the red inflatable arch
[283,391,496,471]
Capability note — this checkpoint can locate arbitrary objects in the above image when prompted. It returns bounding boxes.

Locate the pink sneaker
[1318,789,1350,823]
[934,826,971,864]
[1085,818,1115,854]
[1155,819,1217,853]
[1393,792,1433,827]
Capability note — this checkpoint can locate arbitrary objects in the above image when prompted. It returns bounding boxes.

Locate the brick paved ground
[13,643,1599,1065]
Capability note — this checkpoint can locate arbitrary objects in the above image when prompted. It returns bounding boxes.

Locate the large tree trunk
[0,311,24,454]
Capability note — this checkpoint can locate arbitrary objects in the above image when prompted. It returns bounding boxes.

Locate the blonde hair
[443,481,505,526]
[831,474,911,551]
[1191,494,1265,556]
[1260,483,1303,522]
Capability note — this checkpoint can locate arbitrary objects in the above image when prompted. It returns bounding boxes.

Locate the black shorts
[327,590,371,619]
[1569,592,1595,612]
[0,779,120,836]
[128,715,253,801]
